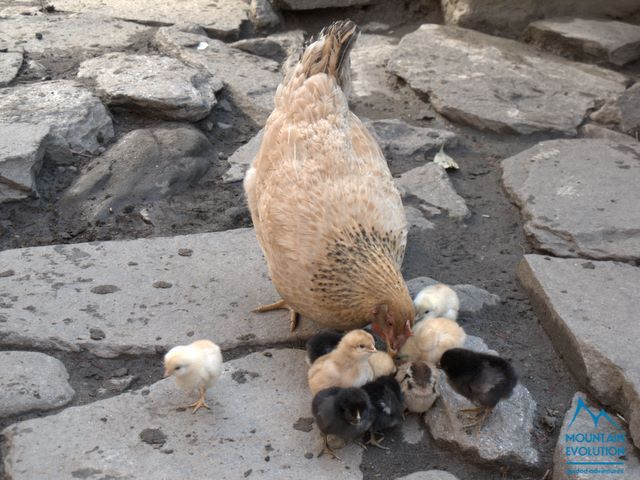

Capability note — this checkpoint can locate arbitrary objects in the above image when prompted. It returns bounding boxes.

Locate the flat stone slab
[0,351,74,417]
[0,228,318,358]
[364,119,458,166]
[222,129,264,184]
[395,163,470,219]
[518,254,640,448]
[0,51,22,87]
[0,122,49,203]
[350,34,400,103]
[156,26,281,125]
[60,125,215,220]
[78,53,222,121]
[406,276,499,314]
[275,0,372,9]
[501,139,640,262]
[54,0,249,39]
[440,0,640,38]
[553,393,640,480]
[387,24,628,135]
[2,349,363,479]
[424,336,538,466]
[397,472,460,480]
[0,13,151,59]
[526,17,640,66]
[0,80,114,161]
[591,83,640,136]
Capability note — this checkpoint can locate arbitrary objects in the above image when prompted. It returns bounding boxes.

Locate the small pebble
[153,281,173,289]
[89,328,106,340]
[35,32,43,40]
[178,248,193,257]
[111,367,128,378]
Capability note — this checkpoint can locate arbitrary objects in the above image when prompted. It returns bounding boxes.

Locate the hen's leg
[187,388,210,414]
[253,299,299,331]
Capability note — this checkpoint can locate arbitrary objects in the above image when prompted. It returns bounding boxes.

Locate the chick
[308,330,376,395]
[439,348,518,430]
[395,361,439,414]
[306,331,343,365]
[369,351,396,378]
[361,375,403,449]
[413,284,459,321]
[399,317,466,365]
[163,339,223,414]
[312,386,374,459]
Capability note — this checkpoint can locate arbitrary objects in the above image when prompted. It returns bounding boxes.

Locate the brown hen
[244,20,414,352]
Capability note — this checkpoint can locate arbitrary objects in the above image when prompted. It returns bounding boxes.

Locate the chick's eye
[358,344,364,348]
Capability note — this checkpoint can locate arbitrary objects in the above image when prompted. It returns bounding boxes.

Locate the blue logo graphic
[567,398,622,431]
[563,397,626,476]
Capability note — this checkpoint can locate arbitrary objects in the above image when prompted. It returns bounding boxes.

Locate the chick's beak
[368,346,377,353]
[163,368,171,378]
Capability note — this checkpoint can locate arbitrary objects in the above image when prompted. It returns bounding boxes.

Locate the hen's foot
[253,299,300,332]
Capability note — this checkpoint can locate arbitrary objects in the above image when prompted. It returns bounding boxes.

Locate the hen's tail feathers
[297,19,360,90]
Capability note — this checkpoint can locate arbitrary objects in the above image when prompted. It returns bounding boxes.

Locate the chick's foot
[187,389,211,414]
[317,434,341,460]
[366,431,389,450]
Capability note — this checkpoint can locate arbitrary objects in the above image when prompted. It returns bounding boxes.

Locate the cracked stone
[501,139,640,262]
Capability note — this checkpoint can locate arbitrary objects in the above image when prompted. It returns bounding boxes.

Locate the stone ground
[1,0,639,479]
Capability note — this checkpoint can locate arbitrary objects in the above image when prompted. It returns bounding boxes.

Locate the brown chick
[308,330,376,395]
[396,361,439,414]
[244,19,414,353]
[399,317,466,365]
[369,351,396,378]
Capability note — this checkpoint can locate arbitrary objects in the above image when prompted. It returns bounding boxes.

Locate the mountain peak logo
[567,398,622,431]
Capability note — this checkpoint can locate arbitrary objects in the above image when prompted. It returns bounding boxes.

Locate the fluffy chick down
[396,361,439,414]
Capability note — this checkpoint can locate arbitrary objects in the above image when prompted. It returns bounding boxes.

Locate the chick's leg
[187,388,210,414]
[317,433,341,460]
[366,430,389,450]
[460,406,492,434]
[252,299,299,331]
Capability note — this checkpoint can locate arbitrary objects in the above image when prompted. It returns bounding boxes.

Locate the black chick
[361,375,404,449]
[306,331,344,364]
[439,348,517,430]
[311,386,374,459]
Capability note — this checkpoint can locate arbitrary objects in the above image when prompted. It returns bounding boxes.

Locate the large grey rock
[77,53,222,121]
[424,335,538,465]
[156,26,281,125]
[553,393,640,480]
[365,119,458,166]
[0,229,318,358]
[0,51,22,87]
[526,17,640,66]
[518,255,640,448]
[406,277,499,314]
[591,84,640,137]
[0,123,50,203]
[2,349,363,479]
[223,129,264,184]
[395,163,470,219]
[250,0,281,31]
[350,34,399,102]
[54,0,249,39]
[397,472,460,480]
[501,139,640,262]
[0,13,151,58]
[0,81,113,161]
[405,206,435,232]
[0,351,74,417]
[275,0,371,9]
[60,126,215,219]
[441,0,640,37]
[231,30,305,64]
[387,24,628,136]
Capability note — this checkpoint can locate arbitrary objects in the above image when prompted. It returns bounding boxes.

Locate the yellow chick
[413,284,459,321]
[398,317,466,365]
[308,330,376,395]
[368,351,396,378]
[164,339,223,414]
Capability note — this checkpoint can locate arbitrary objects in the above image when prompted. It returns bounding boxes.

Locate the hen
[244,20,414,353]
